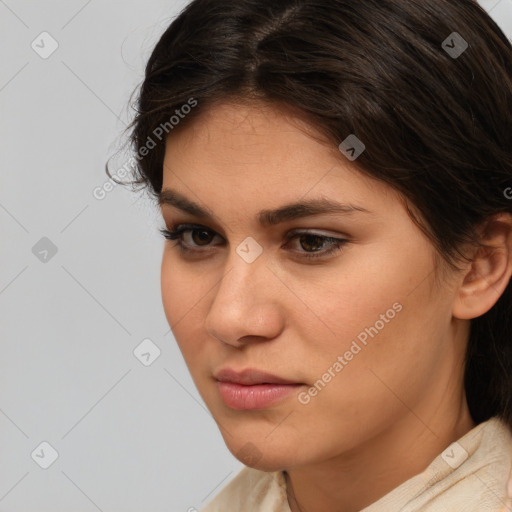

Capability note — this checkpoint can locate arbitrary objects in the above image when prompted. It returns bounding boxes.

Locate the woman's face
[159,100,467,471]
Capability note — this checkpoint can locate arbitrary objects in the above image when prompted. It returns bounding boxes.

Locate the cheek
[302,255,443,393]
[299,265,403,359]
[314,242,436,359]
[311,282,445,416]
[160,254,210,352]
[161,251,203,319]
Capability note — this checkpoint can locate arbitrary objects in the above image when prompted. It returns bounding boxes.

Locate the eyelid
[164,223,345,243]
[285,227,347,239]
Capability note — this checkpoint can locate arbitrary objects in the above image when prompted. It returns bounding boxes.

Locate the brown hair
[109,0,512,427]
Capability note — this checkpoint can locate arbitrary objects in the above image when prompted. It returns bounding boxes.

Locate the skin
[159,100,512,512]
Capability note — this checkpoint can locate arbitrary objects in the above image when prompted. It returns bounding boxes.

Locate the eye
[160,224,348,260]
[160,224,221,254]
[284,230,347,260]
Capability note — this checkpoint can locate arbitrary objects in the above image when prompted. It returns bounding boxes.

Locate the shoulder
[199,466,290,512]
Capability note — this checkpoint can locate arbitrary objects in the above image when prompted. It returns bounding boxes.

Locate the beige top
[200,416,512,512]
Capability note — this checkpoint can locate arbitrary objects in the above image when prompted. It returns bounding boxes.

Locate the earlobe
[452,213,512,320]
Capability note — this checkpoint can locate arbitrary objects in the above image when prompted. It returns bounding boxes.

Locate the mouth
[214,367,304,410]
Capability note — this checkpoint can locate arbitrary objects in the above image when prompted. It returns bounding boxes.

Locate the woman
[112,0,512,509]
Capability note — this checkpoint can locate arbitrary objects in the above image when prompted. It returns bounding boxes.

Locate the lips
[214,367,300,385]
[214,367,304,410]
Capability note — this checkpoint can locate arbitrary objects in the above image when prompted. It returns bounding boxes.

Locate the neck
[285,395,475,512]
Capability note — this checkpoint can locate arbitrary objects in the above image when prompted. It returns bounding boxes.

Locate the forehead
[161,100,402,219]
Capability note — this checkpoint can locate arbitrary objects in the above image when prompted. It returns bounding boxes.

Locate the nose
[204,250,285,348]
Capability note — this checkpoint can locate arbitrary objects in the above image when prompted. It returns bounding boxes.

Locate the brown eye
[298,234,326,252]
[160,224,222,251]
[285,230,348,260]
[190,229,215,246]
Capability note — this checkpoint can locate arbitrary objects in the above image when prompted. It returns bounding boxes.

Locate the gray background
[0,1,511,511]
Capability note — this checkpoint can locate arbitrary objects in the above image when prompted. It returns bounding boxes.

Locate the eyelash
[159,223,347,260]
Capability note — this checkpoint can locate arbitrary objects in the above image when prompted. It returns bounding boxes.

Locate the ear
[452,213,512,320]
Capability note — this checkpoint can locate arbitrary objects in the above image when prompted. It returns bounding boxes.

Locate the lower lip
[217,381,303,410]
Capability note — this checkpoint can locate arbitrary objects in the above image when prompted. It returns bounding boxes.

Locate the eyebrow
[158,188,373,227]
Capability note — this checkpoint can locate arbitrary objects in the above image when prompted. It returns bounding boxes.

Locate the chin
[234,452,290,472]
[223,437,302,472]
